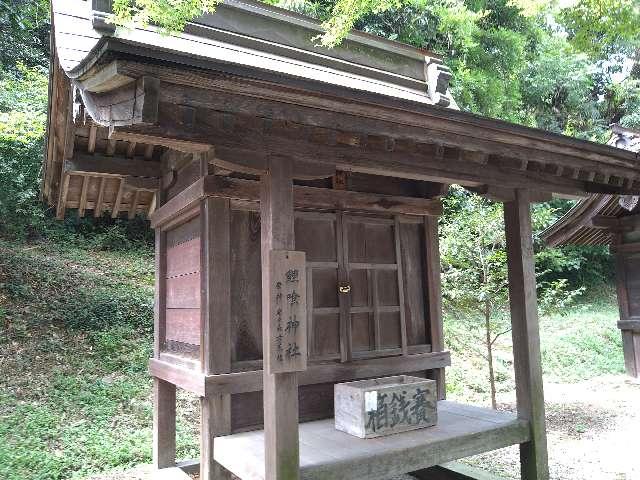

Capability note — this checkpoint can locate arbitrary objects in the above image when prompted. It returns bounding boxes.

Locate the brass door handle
[339,284,351,294]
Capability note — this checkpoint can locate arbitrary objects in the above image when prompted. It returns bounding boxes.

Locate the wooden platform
[213,401,530,480]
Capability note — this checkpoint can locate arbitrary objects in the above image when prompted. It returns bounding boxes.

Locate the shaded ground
[84,375,640,480]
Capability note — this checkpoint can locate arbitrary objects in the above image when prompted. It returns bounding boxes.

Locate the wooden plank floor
[213,401,530,480]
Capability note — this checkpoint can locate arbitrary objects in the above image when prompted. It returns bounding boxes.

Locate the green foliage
[540,297,625,381]
[0,65,48,236]
[0,238,198,480]
[0,0,50,70]
[316,0,402,46]
[112,0,220,32]
[440,187,509,320]
[0,238,154,332]
[445,297,624,404]
[559,0,640,60]
[520,35,605,138]
[440,187,585,319]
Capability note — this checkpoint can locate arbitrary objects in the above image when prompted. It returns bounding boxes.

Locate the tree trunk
[484,300,497,409]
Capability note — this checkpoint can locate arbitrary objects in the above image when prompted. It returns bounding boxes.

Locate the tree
[0,0,50,70]
[440,187,583,408]
[440,189,510,408]
[559,0,640,61]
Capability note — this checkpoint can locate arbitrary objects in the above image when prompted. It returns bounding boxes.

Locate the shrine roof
[43,2,640,221]
[542,125,640,247]
[52,0,456,108]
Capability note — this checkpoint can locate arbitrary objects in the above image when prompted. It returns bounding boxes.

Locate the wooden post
[261,155,301,480]
[424,216,446,400]
[613,238,640,378]
[153,206,177,469]
[200,157,233,480]
[153,378,176,468]
[503,189,549,480]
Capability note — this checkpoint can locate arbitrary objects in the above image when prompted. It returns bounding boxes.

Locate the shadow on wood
[410,461,508,480]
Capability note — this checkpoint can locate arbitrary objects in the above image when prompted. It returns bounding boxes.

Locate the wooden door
[343,215,405,359]
[294,211,342,362]
[296,212,431,362]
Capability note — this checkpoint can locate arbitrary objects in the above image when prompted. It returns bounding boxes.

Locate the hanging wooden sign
[267,250,308,374]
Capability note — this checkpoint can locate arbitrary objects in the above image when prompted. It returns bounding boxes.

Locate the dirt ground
[86,375,640,480]
[465,374,640,479]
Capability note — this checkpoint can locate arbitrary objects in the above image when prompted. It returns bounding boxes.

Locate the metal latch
[339,284,351,294]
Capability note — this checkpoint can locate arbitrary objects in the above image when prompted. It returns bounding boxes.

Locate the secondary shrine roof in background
[542,125,640,247]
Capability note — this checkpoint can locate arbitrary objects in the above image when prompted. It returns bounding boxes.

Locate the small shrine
[43,1,640,479]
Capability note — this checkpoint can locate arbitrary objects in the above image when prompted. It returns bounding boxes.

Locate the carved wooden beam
[64,153,161,178]
[150,175,443,229]
[75,61,159,127]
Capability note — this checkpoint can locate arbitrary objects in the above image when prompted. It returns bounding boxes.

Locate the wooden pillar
[153,378,176,468]
[261,156,300,480]
[614,243,640,378]
[153,193,177,469]
[503,189,549,480]
[424,216,446,400]
[200,161,233,480]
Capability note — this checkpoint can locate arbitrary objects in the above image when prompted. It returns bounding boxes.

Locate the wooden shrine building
[43,1,640,479]
[543,124,640,379]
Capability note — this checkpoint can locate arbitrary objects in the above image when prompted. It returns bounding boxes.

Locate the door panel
[295,212,341,361]
[343,215,404,358]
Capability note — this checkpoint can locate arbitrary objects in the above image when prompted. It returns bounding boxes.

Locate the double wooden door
[295,211,430,363]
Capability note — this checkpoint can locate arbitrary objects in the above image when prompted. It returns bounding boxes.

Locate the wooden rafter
[77,175,89,217]
[112,178,125,218]
[128,189,140,219]
[87,125,97,153]
[94,177,107,217]
[65,153,160,178]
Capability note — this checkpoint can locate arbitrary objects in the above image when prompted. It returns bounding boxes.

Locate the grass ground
[0,237,200,480]
[0,235,627,480]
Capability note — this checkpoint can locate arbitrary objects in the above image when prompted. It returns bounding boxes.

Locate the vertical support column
[200,155,232,480]
[503,190,549,480]
[614,240,640,378]
[153,185,176,469]
[424,216,445,400]
[261,156,300,480]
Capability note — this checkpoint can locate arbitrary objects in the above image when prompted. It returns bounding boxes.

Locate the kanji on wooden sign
[267,250,307,374]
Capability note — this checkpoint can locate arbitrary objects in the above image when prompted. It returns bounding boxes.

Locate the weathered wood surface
[119,100,636,197]
[213,401,530,480]
[621,331,640,377]
[64,153,161,178]
[117,61,640,177]
[260,156,301,479]
[164,215,202,350]
[153,378,176,469]
[504,190,549,480]
[424,216,446,399]
[618,320,640,332]
[334,376,437,438]
[199,193,233,480]
[266,250,308,374]
[150,175,442,229]
[149,350,451,397]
